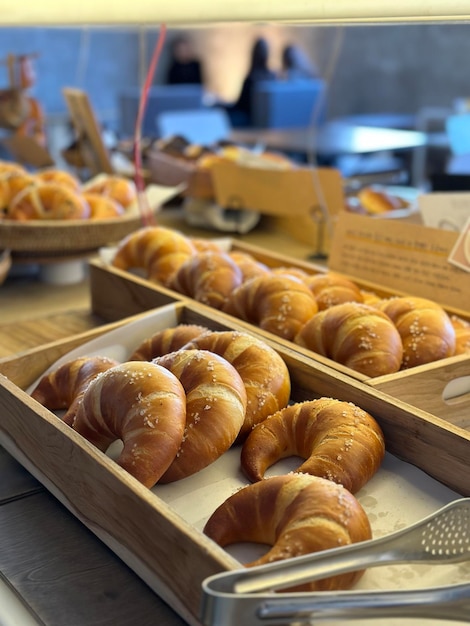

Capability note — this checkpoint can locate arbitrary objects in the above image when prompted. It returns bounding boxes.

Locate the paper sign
[328,212,470,313]
[448,215,470,273]
[419,192,470,232]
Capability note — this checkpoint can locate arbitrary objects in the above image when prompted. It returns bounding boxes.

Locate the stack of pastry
[0,160,137,221]
[30,320,389,591]
[111,226,468,377]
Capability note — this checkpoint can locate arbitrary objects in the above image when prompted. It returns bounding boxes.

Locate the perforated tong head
[201,498,470,625]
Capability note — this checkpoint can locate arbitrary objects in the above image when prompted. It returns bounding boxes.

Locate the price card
[448,215,470,273]
[418,192,470,232]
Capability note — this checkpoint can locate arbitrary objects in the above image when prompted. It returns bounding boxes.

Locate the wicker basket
[0,210,154,255]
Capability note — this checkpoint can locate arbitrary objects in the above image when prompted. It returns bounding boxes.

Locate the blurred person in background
[227,37,277,127]
[281,43,319,80]
[166,35,203,85]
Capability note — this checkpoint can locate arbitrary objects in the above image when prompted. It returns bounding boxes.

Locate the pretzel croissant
[129,324,209,361]
[112,226,196,286]
[204,473,372,591]
[241,398,385,493]
[182,330,291,439]
[223,274,319,341]
[377,296,456,367]
[72,361,187,488]
[451,315,470,355]
[30,356,120,425]
[294,302,403,376]
[303,272,364,310]
[168,251,243,309]
[153,349,247,482]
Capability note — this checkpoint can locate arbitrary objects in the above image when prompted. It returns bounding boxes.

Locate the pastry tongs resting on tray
[201,498,470,625]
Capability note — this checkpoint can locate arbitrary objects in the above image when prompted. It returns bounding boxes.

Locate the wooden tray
[88,240,470,427]
[0,302,468,625]
[0,302,469,625]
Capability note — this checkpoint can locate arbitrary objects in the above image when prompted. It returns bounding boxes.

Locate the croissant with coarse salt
[204,473,372,591]
[376,296,456,367]
[294,301,403,376]
[223,273,319,341]
[112,226,196,286]
[168,251,243,309]
[30,355,120,425]
[303,272,364,310]
[72,361,187,488]
[129,324,209,361]
[450,315,470,355]
[153,349,247,482]
[228,251,270,281]
[181,330,291,440]
[241,398,385,493]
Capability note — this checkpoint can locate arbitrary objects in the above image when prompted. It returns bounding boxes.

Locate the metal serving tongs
[201,498,470,626]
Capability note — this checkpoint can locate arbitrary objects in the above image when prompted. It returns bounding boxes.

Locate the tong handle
[208,498,470,595]
[201,581,470,625]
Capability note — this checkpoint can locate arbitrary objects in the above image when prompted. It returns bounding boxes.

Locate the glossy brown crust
[204,473,372,591]
[72,361,187,488]
[377,296,456,367]
[241,398,385,492]
[154,349,247,482]
[294,302,403,376]
[112,226,196,285]
[182,330,291,440]
[30,355,120,426]
[85,175,136,208]
[168,251,243,309]
[450,315,470,355]
[303,272,364,310]
[8,182,90,220]
[0,171,36,213]
[129,324,209,361]
[35,169,82,192]
[223,274,319,341]
[228,251,270,282]
[83,192,125,219]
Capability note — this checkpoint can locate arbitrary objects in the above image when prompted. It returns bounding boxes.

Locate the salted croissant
[223,274,319,341]
[303,272,364,310]
[228,251,270,281]
[181,330,291,440]
[377,296,456,367]
[129,324,209,361]
[112,226,196,286]
[241,398,385,493]
[153,349,247,482]
[72,361,187,488]
[204,473,372,591]
[168,251,243,309]
[30,356,120,425]
[451,315,470,355]
[294,302,403,377]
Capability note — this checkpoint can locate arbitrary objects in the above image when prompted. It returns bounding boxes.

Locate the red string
[133,24,167,226]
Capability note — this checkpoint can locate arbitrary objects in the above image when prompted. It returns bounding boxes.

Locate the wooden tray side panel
[371,354,470,430]
[89,262,185,322]
[0,378,237,625]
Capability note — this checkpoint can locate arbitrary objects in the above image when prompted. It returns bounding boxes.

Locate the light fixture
[1,0,470,26]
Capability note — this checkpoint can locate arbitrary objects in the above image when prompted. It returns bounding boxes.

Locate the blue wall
[0,27,148,128]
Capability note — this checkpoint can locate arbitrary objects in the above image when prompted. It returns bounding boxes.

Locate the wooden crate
[89,239,470,428]
[0,302,469,625]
